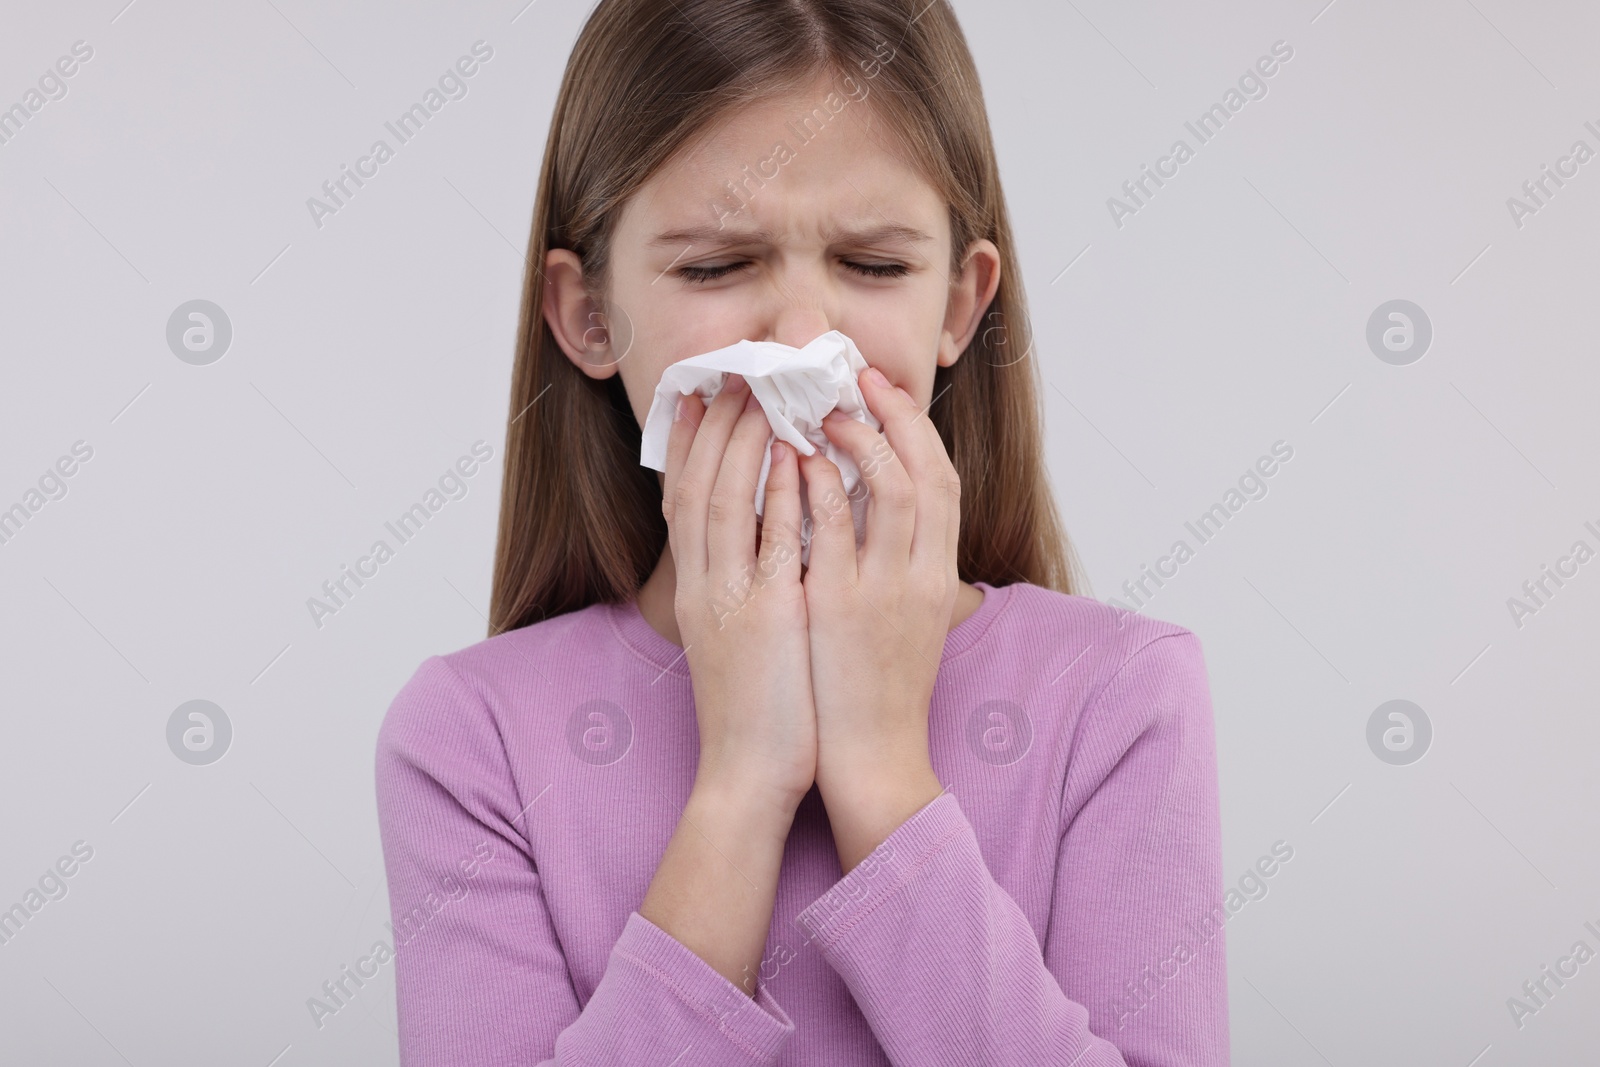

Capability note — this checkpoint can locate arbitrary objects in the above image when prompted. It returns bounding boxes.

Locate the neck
[636,545,685,646]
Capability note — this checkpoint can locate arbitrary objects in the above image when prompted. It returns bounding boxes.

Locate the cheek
[614,315,762,429]
[837,320,941,398]
[612,299,734,426]
[849,273,948,359]
[619,357,671,430]
[632,292,750,361]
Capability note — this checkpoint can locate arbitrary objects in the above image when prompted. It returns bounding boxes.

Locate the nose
[761,277,835,350]
[766,311,833,350]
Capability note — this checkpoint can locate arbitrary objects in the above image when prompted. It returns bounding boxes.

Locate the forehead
[616,78,948,246]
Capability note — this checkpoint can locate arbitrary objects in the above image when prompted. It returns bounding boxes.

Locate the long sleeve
[791,631,1228,1066]
[375,655,796,1066]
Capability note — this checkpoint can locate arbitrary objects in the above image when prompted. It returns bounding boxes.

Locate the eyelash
[675,260,911,283]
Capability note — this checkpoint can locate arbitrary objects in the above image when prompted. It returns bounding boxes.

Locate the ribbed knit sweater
[374,580,1229,1065]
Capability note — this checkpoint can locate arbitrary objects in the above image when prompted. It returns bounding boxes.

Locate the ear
[543,248,625,379]
[937,238,1002,368]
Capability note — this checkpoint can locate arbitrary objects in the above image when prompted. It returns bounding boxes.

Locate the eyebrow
[647,222,935,248]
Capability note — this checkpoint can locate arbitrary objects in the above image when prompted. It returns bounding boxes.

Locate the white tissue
[639,330,881,565]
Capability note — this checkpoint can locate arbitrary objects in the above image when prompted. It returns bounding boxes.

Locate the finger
[836,366,953,570]
[758,440,803,587]
[797,448,858,586]
[672,372,751,576]
[895,385,959,574]
[820,409,914,571]
[661,387,709,577]
[939,426,962,581]
[705,386,771,574]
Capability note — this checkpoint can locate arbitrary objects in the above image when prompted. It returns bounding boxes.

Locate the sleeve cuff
[795,790,969,950]
[613,911,795,1062]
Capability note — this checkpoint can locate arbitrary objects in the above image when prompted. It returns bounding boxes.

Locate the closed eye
[674,260,913,284]
[675,261,748,283]
[844,261,911,279]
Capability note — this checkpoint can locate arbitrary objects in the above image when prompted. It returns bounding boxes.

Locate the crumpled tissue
[639,330,881,565]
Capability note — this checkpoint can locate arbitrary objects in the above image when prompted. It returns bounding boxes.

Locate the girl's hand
[797,365,961,872]
[663,373,817,816]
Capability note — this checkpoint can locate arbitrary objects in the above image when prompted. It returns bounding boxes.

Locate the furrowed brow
[648,225,775,248]
[825,223,935,245]
[647,223,934,248]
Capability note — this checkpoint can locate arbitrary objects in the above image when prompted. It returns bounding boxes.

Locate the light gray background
[2,0,1596,1064]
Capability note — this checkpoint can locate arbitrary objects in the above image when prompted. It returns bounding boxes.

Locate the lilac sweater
[375,580,1229,1065]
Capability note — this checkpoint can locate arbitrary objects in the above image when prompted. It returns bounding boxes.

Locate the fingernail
[673,396,684,421]
[726,373,748,394]
[867,366,890,388]
[744,390,759,412]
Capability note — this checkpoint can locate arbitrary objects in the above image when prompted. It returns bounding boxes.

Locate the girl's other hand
[798,365,959,871]
[661,373,817,816]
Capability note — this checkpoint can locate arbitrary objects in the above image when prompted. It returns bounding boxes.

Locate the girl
[376,1,1228,1064]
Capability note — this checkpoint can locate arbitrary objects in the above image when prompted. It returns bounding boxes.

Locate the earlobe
[939,238,1002,368]
[543,248,622,378]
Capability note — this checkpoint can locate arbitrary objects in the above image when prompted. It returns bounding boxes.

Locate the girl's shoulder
[377,600,627,745]
[977,580,1203,664]
[441,599,620,683]
[965,582,1210,730]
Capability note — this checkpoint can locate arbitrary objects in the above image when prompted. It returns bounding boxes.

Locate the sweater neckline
[605,580,1013,680]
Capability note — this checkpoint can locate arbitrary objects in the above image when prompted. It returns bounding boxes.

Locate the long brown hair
[487,0,1084,636]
